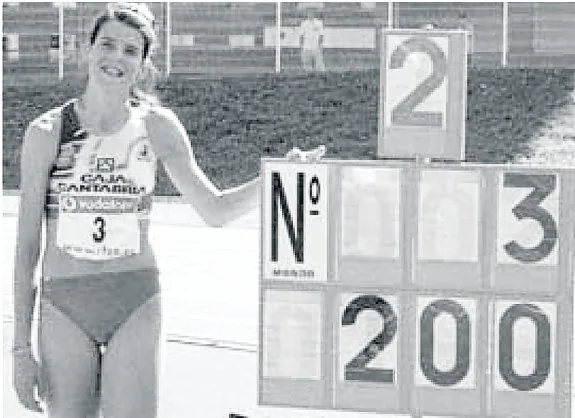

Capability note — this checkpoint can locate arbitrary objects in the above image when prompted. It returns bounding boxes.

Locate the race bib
[56,193,141,260]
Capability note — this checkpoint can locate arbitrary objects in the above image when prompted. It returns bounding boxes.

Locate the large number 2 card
[335,293,402,413]
[338,293,399,384]
[379,30,467,160]
[385,35,448,130]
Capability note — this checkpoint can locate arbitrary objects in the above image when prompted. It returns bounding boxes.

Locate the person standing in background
[299,8,326,72]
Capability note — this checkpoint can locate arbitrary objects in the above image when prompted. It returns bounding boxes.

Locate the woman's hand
[285,145,326,163]
[13,347,44,412]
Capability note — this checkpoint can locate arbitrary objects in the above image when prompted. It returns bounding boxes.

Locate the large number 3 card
[494,170,563,293]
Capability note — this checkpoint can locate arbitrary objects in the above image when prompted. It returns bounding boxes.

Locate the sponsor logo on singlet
[50,103,155,260]
[60,194,139,213]
[96,157,115,172]
[56,172,147,196]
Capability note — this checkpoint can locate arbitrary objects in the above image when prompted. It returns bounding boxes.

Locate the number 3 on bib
[93,216,106,242]
[56,193,141,260]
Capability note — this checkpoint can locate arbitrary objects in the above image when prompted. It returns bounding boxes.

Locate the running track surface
[2,194,574,417]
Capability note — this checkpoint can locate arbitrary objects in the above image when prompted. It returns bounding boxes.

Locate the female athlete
[12,3,324,417]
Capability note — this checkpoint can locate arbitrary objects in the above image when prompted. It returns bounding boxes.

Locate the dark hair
[89,2,159,105]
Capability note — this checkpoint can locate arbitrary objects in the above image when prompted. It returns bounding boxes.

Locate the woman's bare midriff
[42,217,158,278]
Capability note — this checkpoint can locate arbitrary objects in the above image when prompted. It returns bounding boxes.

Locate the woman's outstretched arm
[147,106,324,227]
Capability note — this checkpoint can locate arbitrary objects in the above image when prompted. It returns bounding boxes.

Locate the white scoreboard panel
[259,159,574,418]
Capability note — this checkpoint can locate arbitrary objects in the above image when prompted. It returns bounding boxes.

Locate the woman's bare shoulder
[23,102,70,158]
[143,104,190,157]
[26,102,70,138]
[144,104,181,129]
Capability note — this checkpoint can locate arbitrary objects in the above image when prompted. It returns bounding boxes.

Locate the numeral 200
[343,295,551,392]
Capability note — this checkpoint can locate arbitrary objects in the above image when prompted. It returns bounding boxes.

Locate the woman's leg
[100,294,162,418]
[39,299,100,418]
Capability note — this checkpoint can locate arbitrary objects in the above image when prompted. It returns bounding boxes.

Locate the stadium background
[3,1,575,193]
[3,4,575,417]
[5,2,575,79]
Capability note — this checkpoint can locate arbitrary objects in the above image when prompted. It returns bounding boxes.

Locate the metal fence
[3,2,575,84]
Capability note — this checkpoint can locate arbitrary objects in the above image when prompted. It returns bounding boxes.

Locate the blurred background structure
[4,2,575,85]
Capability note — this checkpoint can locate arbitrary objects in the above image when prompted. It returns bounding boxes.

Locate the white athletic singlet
[46,99,156,261]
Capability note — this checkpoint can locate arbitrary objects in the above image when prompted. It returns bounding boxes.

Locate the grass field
[3,68,575,195]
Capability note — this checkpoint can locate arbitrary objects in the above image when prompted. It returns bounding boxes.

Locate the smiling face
[87,19,145,91]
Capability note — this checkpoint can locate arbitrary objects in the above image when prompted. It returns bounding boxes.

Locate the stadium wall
[3,2,575,84]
